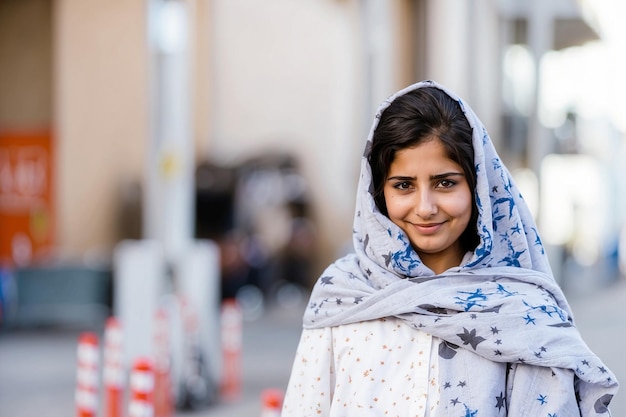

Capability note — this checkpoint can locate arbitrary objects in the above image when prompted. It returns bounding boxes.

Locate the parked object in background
[5,264,111,329]
[195,152,317,306]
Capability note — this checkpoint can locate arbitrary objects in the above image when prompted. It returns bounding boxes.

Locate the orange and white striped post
[153,308,172,417]
[220,298,242,401]
[103,317,124,417]
[128,357,155,417]
[75,332,100,417]
[260,389,283,417]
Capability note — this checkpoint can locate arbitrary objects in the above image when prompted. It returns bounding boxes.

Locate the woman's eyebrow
[386,175,415,181]
[386,172,464,181]
[430,172,464,180]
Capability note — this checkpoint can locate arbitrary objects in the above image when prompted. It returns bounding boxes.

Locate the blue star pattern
[462,404,479,417]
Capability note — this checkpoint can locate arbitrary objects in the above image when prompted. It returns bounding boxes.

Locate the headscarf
[303,80,618,416]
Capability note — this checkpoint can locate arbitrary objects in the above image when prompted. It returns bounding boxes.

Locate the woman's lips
[412,222,443,234]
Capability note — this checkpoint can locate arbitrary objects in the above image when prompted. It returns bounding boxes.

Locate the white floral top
[282,317,440,417]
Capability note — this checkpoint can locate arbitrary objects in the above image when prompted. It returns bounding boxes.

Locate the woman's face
[383,139,472,273]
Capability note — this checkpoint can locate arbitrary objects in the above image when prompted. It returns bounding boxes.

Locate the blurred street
[0,300,305,417]
[1,280,625,417]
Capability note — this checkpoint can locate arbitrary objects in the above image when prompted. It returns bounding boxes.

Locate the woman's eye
[438,179,456,188]
[394,181,411,190]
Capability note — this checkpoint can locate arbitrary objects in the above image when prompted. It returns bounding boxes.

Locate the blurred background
[1,0,626,416]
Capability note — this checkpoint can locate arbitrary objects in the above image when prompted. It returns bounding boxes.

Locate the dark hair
[368,87,479,252]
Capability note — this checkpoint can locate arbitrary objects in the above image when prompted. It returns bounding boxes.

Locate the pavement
[1,278,625,417]
[565,278,626,416]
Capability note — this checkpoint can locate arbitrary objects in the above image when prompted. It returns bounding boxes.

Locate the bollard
[153,308,173,417]
[75,332,100,417]
[128,357,155,417]
[104,317,124,417]
[260,389,283,417]
[104,319,124,417]
[220,298,243,401]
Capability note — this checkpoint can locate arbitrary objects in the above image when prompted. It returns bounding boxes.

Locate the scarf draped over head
[303,80,618,416]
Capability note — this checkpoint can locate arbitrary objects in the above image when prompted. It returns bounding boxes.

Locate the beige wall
[208,0,363,265]
[54,0,148,258]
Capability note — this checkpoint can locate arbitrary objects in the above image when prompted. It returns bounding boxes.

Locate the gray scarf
[303,81,618,416]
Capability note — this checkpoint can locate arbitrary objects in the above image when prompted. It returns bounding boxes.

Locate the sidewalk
[568,279,626,416]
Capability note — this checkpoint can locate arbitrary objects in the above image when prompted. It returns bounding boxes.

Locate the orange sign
[0,131,54,266]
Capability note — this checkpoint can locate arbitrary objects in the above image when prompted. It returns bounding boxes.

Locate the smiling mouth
[412,222,443,234]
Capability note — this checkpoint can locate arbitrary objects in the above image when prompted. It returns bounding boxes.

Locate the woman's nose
[415,189,437,218]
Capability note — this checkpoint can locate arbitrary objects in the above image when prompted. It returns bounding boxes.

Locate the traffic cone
[153,308,172,417]
[128,357,154,417]
[103,317,124,417]
[260,389,283,417]
[220,298,242,401]
[75,332,100,417]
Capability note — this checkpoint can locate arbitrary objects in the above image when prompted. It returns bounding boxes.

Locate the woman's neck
[417,246,465,274]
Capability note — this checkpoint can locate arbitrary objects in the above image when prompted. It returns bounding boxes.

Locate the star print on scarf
[302,81,618,416]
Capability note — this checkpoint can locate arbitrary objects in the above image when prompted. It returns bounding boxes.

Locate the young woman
[281,81,618,416]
